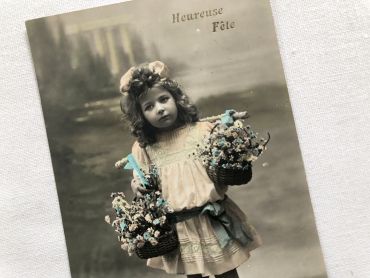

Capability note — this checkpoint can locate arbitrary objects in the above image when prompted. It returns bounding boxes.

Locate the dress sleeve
[198,121,218,139]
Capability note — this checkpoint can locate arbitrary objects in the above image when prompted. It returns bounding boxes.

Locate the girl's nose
[157,105,165,114]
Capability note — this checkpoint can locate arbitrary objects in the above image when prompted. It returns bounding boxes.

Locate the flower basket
[106,191,179,259]
[196,110,270,187]
[135,227,178,259]
[206,165,252,186]
[107,159,179,259]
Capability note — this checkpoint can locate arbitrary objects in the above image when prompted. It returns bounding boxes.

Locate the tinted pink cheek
[143,112,150,121]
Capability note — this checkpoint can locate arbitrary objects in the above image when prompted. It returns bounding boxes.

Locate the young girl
[119,61,262,278]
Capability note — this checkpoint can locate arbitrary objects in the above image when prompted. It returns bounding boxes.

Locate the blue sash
[169,195,254,248]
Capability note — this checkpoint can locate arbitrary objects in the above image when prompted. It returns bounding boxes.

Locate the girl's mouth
[159,115,170,121]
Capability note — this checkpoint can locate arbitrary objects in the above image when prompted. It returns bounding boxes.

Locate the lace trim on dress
[147,123,203,167]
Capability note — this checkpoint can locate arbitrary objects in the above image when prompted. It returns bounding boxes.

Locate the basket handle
[210,122,220,135]
[200,110,249,122]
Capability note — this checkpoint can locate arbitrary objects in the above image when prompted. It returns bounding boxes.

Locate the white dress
[131,121,262,277]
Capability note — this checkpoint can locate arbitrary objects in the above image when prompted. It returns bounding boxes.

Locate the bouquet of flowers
[196,109,270,186]
[106,157,178,258]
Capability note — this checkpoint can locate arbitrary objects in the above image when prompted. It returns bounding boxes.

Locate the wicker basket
[206,166,252,187]
[135,227,179,259]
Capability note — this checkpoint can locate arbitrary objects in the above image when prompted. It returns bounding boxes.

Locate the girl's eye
[144,104,154,111]
[159,96,169,103]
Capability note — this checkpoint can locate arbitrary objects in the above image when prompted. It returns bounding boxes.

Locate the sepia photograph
[26,0,327,277]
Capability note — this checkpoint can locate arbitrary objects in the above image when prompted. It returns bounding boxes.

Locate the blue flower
[156,198,165,207]
[235,138,243,144]
[143,232,151,240]
[153,219,160,225]
[221,109,236,126]
[120,220,127,231]
[215,137,226,147]
[212,148,221,157]
[115,208,122,215]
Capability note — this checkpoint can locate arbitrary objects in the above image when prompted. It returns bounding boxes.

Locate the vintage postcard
[26,0,327,277]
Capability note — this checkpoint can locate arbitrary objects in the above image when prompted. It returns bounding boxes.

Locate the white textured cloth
[0,1,370,278]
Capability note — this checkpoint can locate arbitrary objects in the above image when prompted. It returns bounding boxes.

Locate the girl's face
[139,87,178,130]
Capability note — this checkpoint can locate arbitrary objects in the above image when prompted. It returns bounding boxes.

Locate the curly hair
[121,63,199,147]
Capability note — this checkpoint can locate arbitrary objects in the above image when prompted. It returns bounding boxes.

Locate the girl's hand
[131,178,150,197]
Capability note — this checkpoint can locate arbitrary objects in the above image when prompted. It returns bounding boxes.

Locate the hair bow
[119,61,170,93]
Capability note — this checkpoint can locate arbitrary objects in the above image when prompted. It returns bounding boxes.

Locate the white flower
[149,237,158,246]
[125,232,131,238]
[145,214,152,223]
[133,214,141,221]
[112,196,130,210]
[127,243,136,255]
[129,224,138,232]
[251,155,258,161]
[104,215,111,224]
[121,243,129,251]
[159,216,167,225]
[147,227,155,234]
[241,153,252,161]
[234,120,243,128]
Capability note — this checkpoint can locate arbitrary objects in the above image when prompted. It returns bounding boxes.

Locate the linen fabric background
[0,0,369,278]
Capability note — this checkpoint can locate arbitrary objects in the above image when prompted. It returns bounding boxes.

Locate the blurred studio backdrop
[26,0,327,277]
